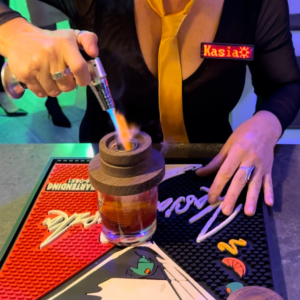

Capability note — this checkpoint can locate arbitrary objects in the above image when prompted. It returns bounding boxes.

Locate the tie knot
[161,14,187,38]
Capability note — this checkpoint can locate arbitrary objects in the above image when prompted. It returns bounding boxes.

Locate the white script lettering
[40,210,101,249]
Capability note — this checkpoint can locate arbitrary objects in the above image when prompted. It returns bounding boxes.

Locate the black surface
[154,170,277,300]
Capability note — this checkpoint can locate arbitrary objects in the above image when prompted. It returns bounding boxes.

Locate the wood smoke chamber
[89,131,165,197]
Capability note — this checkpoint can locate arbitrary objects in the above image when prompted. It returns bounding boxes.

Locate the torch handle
[19,82,28,90]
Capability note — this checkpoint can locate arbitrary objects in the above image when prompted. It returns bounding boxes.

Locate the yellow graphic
[217,239,247,255]
[239,47,250,58]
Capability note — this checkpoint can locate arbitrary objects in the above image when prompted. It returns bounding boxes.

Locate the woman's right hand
[0,18,99,98]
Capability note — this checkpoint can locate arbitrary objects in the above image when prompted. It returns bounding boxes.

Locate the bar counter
[0,143,299,300]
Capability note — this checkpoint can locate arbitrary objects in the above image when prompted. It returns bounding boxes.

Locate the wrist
[0,17,40,57]
[253,110,282,142]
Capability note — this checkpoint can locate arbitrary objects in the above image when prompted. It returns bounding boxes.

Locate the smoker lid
[89,131,165,196]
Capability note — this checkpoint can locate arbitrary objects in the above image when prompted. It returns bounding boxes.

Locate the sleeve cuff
[255,82,300,132]
[0,11,25,27]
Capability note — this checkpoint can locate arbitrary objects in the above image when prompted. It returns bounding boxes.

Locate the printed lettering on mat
[0,164,113,300]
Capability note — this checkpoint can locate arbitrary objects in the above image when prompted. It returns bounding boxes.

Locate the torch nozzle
[86,58,115,111]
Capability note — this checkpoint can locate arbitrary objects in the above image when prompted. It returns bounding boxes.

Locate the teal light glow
[51,144,94,158]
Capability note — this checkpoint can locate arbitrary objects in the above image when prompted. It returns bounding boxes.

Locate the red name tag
[201,43,254,61]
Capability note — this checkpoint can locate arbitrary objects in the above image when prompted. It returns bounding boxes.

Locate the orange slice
[222,257,246,278]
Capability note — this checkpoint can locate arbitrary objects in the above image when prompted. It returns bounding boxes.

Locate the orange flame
[113,109,139,151]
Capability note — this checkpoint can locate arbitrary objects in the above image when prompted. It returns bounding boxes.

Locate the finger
[11,62,48,98]
[208,151,241,205]
[25,78,48,98]
[196,151,226,177]
[62,35,91,87]
[53,73,76,93]
[244,170,263,216]
[76,30,99,58]
[49,60,76,93]
[222,163,253,215]
[263,172,274,206]
[36,64,62,97]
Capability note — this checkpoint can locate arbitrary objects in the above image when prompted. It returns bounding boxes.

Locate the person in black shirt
[0,0,299,217]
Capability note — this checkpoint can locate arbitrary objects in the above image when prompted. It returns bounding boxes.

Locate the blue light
[107,108,119,132]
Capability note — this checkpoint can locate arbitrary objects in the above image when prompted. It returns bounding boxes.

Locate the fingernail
[267,197,274,206]
[208,194,217,204]
[37,93,44,98]
[196,169,203,176]
[90,45,98,56]
[223,204,233,215]
[247,205,254,215]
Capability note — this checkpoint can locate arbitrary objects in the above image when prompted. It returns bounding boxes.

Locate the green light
[49,144,94,158]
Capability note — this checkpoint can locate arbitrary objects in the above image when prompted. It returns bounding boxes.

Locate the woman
[0,0,299,217]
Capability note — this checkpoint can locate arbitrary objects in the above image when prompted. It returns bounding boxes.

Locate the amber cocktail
[97,187,158,245]
[89,131,165,246]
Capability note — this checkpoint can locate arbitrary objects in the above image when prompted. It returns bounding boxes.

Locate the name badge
[201,43,254,61]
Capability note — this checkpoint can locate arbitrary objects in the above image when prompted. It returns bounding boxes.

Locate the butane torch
[0,51,115,111]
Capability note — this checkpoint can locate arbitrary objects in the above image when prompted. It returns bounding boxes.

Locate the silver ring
[75,30,85,42]
[51,67,71,81]
[240,165,255,183]
[75,30,85,51]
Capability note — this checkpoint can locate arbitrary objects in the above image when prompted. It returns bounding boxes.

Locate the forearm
[0,4,38,57]
[255,81,300,133]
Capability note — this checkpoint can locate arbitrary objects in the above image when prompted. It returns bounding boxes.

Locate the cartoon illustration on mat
[130,254,154,276]
[49,242,215,300]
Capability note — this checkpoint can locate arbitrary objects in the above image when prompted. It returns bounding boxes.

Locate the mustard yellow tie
[147,0,195,143]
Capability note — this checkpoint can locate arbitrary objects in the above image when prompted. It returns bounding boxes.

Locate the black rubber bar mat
[155,169,278,300]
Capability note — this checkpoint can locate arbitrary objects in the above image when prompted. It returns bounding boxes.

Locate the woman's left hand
[196,111,282,216]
